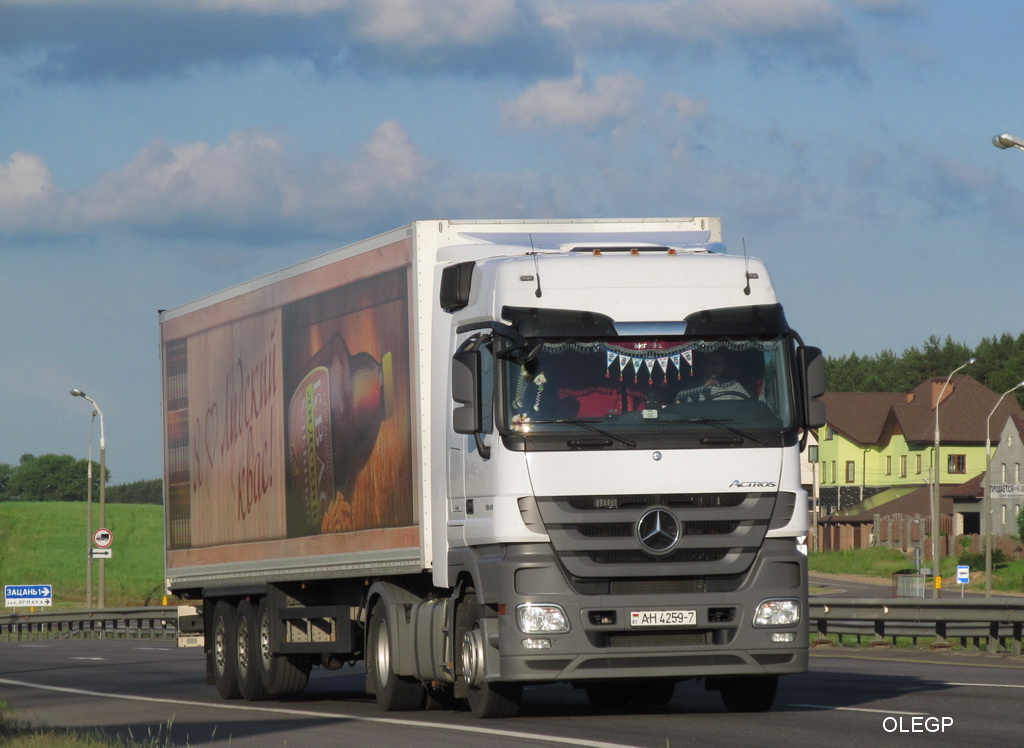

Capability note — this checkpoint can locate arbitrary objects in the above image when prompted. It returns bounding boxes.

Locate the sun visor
[683,304,789,336]
[501,306,617,336]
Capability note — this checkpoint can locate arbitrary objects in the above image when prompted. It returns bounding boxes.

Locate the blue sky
[3,0,1024,484]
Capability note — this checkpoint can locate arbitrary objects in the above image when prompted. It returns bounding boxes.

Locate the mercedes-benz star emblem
[636,507,681,555]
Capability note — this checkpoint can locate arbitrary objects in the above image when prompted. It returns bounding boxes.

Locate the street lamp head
[70,389,86,398]
[993,133,1024,150]
[967,357,977,366]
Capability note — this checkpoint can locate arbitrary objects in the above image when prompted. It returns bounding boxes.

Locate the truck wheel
[236,600,270,701]
[212,600,241,700]
[367,600,425,711]
[457,591,522,719]
[719,675,777,712]
[256,597,310,696]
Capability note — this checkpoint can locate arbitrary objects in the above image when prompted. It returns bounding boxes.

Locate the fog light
[517,603,570,633]
[522,638,552,649]
[771,632,797,643]
[753,599,800,627]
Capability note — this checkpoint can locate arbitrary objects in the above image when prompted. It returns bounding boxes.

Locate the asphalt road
[1,639,1022,747]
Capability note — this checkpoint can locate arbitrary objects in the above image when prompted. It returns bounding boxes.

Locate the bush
[957,549,1006,569]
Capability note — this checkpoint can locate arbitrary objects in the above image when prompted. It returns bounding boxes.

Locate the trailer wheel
[235,600,270,701]
[256,597,310,696]
[367,600,425,711]
[457,591,522,719]
[719,675,777,712]
[212,600,241,700]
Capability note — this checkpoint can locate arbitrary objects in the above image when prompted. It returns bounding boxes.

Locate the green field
[0,502,167,609]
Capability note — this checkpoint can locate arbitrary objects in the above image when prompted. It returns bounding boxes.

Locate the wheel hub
[461,627,485,687]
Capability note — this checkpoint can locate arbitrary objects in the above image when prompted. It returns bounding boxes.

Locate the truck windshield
[502,337,794,435]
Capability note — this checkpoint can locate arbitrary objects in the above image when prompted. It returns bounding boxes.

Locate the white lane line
[0,677,637,748]
[791,704,928,715]
[924,681,1024,689]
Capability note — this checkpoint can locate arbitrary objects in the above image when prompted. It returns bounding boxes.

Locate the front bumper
[470,539,807,684]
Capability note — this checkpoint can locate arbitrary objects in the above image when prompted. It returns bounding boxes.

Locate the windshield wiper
[553,419,637,449]
[681,417,769,446]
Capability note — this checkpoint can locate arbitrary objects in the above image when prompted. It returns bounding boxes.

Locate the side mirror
[799,345,826,429]
[452,349,482,434]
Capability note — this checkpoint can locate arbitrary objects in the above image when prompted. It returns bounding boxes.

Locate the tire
[719,675,778,712]
[212,600,241,700]
[367,599,425,711]
[256,597,310,697]
[457,590,522,719]
[236,599,270,701]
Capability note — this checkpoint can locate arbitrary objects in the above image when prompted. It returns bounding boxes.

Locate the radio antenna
[742,238,752,296]
[530,234,543,298]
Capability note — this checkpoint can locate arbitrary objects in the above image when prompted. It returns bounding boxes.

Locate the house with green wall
[817,376,1024,530]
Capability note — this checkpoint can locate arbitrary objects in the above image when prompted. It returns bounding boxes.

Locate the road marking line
[924,681,1024,689]
[0,677,637,748]
[791,704,928,715]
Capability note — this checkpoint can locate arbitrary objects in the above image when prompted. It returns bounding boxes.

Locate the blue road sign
[4,584,53,607]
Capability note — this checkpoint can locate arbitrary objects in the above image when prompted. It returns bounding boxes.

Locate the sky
[4,0,1024,485]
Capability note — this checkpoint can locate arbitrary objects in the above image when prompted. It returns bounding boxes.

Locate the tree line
[0,453,162,504]
[825,332,1024,402]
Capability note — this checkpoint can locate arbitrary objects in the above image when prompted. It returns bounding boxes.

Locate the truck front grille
[532,492,791,579]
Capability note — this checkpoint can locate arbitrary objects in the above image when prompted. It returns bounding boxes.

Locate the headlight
[517,603,570,634]
[753,599,801,627]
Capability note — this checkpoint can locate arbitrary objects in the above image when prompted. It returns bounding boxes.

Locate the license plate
[629,609,697,627]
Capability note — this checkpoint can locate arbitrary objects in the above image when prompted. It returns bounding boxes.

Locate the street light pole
[984,381,1024,597]
[86,412,95,611]
[931,359,976,597]
[71,389,106,609]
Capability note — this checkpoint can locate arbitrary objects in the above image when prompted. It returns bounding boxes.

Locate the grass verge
[0,701,179,748]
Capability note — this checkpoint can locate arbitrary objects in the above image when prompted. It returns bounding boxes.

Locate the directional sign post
[957,564,970,598]
[5,585,53,608]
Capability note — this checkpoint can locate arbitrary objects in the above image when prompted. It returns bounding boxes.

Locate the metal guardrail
[4,601,1023,655]
[811,597,1024,655]
[0,606,182,641]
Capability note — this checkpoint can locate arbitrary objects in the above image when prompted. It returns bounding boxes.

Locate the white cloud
[0,152,53,203]
[0,152,57,230]
[502,71,644,130]
[660,92,709,123]
[0,122,435,241]
[538,0,855,70]
[350,0,522,47]
[540,0,844,40]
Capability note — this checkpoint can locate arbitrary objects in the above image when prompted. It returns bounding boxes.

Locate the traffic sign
[5,584,53,607]
[956,565,970,584]
[93,528,113,548]
[90,548,113,559]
